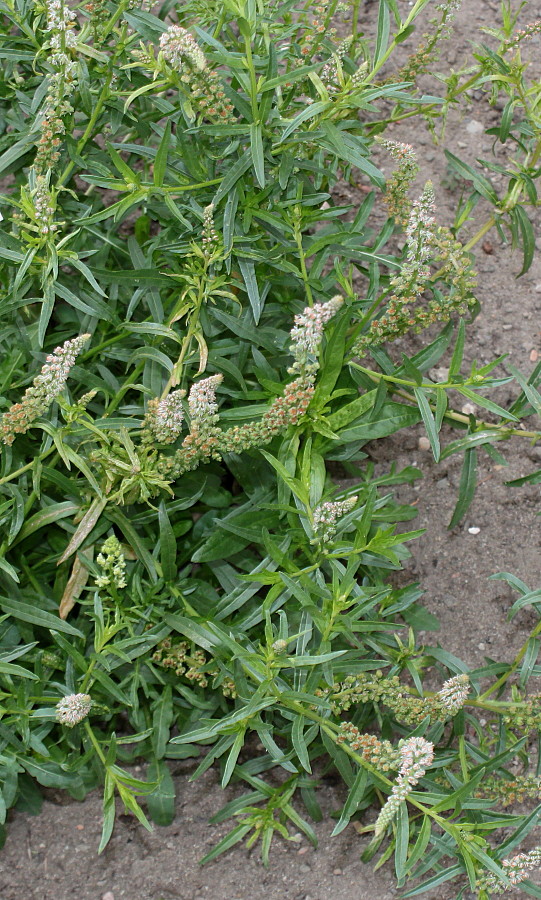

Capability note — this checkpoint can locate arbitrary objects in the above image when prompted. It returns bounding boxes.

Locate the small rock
[457,141,467,148]
[298,846,309,855]
[299,863,311,873]
[418,436,431,451]
[502,323,512,330]
[527,445,541,462]
[478,642,486,650]
[466,119,484,135]
[468,526,481,535]
[429,366,449,382]
[102,893,115,900]
[333,868,343,876]
[461,402,476,416]
[535,283,541,293]
[424,152,435,162]
[436,478,448,489]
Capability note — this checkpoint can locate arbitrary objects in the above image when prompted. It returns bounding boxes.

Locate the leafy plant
[1,0,541,897]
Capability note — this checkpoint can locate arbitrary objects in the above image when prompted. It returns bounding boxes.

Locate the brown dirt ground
[3,2,541,898]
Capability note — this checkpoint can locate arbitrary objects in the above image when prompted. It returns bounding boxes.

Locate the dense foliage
[1,0,541,896]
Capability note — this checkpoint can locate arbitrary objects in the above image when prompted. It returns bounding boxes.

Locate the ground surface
[3,2,541,898]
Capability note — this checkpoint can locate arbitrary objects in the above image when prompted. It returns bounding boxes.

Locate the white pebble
[418,436,431,451]
[468,526,480,535]
[461,402,476,416]
[102,893,115,900]
[466,119,484,135]
[478,643,486,650]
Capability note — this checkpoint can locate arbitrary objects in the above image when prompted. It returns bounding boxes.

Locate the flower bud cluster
[375,737,434,835]
[156,301,341,480]
[30,175,58,237]
[313,496,357,543]
[152,638,213,687]
[377,138,419,226]
[503,693,541,731]
[353,187,476,356]
[55,692,92,727]
[34,0,79,174]
[0,334,90,445]
[152,639,236,697]
[158,373,315,479]
[317,671,469,725]
[201,204,220,258]
[475,847,541,894]
[390,1,463,85]
[476,774,541,807]
[320,38,352,93]
[189,374,222,423]
[435,673,470,713]
[96,535,127,591]
[158,25,234,122]
[503,20,541,52]
[296,2,336,62]
[289,296,343,374]
[337,723,399,770]
[142,390,185,445]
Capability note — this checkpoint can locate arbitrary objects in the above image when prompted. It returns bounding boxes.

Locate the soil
[3,2,541,899]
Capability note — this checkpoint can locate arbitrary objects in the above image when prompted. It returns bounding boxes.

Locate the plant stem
[351,363,541,441]
[478,619,541,701]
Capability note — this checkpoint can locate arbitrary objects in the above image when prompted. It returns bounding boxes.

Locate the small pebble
[502,323,512,330]
[299,863,311,873]
[418,436,431,451]
[102,893,115,900]
[535,283,541,293]
[468,527,480,535]
[429,366,449,382]
[478,643,486,650]
[76,824,84,831]
[333,868,343,876]
[466,119,483,135]
[457,141,467,148]
[298,846,309,856]
[461,402,476,416]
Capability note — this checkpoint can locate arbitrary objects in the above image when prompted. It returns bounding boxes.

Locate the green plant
[1,0,541,897]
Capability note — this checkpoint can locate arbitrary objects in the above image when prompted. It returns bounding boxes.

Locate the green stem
[0,446,56,486]
[293,215,313,307]
[478,619,541,701]
[84,719,108,765]
[350,363,541,441]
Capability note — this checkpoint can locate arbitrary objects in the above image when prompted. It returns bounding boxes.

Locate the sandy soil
[3,2,541,898]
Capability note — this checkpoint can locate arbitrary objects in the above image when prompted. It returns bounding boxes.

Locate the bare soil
[3,2,541,898]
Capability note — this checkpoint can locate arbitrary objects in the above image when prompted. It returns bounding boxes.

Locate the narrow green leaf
[153,121,171,187]
[414,388,440,462]
[448,448,477,528]
[374,0,390,64]
[158,501,177,583]
[0,596,84,636]
[146,759,175,826]
[449,319,465,377]
[511,204,535,276]
[237,256,262,324]
[250,123,265,188]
